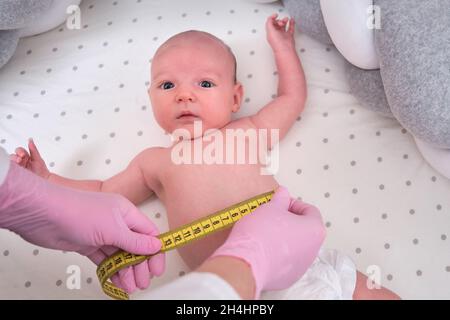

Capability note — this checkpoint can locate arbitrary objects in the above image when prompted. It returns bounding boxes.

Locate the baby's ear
[231,82,244,113]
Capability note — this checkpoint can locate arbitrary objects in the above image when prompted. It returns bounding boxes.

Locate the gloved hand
[209,186,326,299]
[0,161,165,293]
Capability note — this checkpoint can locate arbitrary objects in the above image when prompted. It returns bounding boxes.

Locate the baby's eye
[199,80,215,88]
[160,82,175,90]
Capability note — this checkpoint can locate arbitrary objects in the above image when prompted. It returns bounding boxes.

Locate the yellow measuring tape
[96,190,274,300]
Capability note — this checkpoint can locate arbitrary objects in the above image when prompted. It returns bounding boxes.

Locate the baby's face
[149,35,243,137]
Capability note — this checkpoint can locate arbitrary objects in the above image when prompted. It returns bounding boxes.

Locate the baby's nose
[176,88,196,103]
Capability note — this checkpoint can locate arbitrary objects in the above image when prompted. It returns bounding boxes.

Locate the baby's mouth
[176,111,199,120]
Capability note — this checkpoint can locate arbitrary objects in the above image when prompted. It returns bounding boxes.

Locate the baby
[12,14,398,299]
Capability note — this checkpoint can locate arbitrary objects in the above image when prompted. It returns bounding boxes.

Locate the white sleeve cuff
[0,147,10,185]
[134,272,242,300]
[320,0,380,70]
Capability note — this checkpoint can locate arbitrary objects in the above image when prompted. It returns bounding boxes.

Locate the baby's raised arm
[249,14,306,148]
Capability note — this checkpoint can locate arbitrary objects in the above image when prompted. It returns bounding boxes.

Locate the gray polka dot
[145,81,150,86]
[33,113,39,118]
[413,238,419,245]
[349,134,355,140]
[72,66,78,71]
[110,132,115,138]
[46,68,52,73]
[384,243,390,249]
[78,45,83,50]
[431,176,437,182]
[52,48,58,52]
[119,83,125,88]
[157,16,162,20]
[254,9,259,13]
[247,74,253,79]
[206,11,211,15]
[25,281,31,288]
[323,164,329,170]
[446,266,450,272]
[86,277,92,284]
[77,160,83,166]
[326,47,331,52]
[114,107,120,112]
[437,204,442,210]
[273,71,278,76]
[416,270,422,276]
[127,39,133,44]
[83,24,88,29]
[300,48,305,53]
[0,139,5,144]
[105,159,111,165]
[227,30,232,35]
[153,36,158,41]
[55,136,61,141]
[387,274,393,281]
[352,188,358,194]
[155,212,161,218]
[123,60,129,66]
[324,192,330,198]
[296,196,302,201]
[296,141,301,147]
[40,90,46,95]
[88,4,94,9]
[33,249,39,256]
[271,94,277,99]
[353,217,359,223]
[355,248,361,254]
[93,86,99,91]
[409,209,415,215]
[6,114,12,119]
[250,50,255,55]
[405,180,412,186]
[179,271,186,276]
[67,88,72,93]
[324,89,329,94]
[103,41,108,47]
[141,105,147,110]
[323,138,328,143]
[350,160,356,166]
[98,63,104,68]
[350,109,355,115]
[132,18,138,23]
[325,221,331,228]
[13,92,19,97]
[382,213,388,220]
[82,134,88,140]
[112,1,117,4]
[278,8,284,12]
[58,27,64,32]
[441,234,447,240]
[137,130,143,136]
[323,112,328,117]
[251,29,257,33]
[325,68,330,73]
[379,184,385,190]
[229,9,235,14]
[60,111,66,117]
[245,97,250,103]
[296,116,301,121]
[376,131,381,136]
[49,162,55,167]
[403,154,409,159]
[20,70,26,75]
[26,50,32,55]
[377,157,383,162]
[401,128,407,134]
[107,21,113,26]
[181,13,187,17]
[296,169,302,175]
[56,280,62,286]
[3,250,9,256]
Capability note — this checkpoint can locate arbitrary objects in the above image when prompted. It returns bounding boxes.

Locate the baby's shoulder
[135,146,170,168]
[224,116,257,131]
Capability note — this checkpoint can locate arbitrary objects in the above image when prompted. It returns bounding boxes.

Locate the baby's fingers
[28,138,43,161]
[288,18,295,34]
[15,147,29,159]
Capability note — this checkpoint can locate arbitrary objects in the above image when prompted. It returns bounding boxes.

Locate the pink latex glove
[209,186,326,299]
[0,162,165,293]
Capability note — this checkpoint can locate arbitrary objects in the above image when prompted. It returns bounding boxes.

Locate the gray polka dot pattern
[0,0,448,301]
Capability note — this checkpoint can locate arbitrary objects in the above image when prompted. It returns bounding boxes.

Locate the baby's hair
[158,30,237,84]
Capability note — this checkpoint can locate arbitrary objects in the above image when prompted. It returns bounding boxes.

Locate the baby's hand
[266,13,296,52]
[10,138,50,179]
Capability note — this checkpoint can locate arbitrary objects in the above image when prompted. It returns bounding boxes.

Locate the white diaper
[261,248,357,300]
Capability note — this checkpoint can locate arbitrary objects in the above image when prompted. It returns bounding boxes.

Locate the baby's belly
[159,163,279,270]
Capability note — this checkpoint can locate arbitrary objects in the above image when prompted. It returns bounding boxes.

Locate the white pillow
[320,0,379,70]
[19,0,82,38]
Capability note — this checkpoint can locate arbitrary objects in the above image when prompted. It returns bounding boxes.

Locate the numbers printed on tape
[96,190,274,300]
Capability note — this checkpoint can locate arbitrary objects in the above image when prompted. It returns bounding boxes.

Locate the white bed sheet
[0,0,449,299]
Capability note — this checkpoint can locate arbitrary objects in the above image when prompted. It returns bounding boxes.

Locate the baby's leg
[352,271,400,300]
